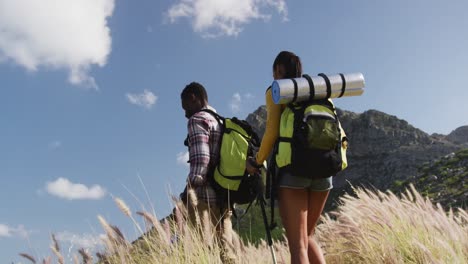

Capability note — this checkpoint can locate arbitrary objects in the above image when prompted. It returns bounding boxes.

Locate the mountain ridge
[245,106,467,209]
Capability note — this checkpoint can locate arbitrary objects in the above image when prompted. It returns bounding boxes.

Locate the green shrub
[456,149,468,159]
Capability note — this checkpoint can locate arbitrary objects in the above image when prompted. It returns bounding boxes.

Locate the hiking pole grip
[259,199,278,264]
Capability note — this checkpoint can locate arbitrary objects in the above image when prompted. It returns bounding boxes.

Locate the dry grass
[316,184,468,264]
[19,184,466,263]
[94,197,289,264]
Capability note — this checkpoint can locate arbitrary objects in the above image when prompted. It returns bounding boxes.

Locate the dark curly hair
[181,82,208,102]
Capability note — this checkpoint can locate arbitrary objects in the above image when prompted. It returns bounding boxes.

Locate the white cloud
[177,151,190,167]
[56,231,104,249]
[230,93,242,113]
[46,177,106,200]
[126,90,158,109]
[0,224,10,237]
[166,0,287,37]
[0,224,29,238]
[14,225,28,238]
[230,92,255,114]
[0,0,115,89]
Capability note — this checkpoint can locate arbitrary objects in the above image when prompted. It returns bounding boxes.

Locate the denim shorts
[278,170,333,191]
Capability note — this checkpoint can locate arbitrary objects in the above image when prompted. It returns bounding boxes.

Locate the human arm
[186,115,211,186]
[256,88,282,164]
[246,88,282,174]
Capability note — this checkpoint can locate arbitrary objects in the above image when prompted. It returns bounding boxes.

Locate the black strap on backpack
[302,74,315,102]
[338,73,346,98]
[318,73,332,99]
[199,108,224,126]
[290,78,299,103]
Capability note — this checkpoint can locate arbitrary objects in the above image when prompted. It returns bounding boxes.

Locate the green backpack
[199,109,262,206]
[277,99,346,178]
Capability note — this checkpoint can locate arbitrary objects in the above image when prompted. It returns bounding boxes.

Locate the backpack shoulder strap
[199,108,224,126]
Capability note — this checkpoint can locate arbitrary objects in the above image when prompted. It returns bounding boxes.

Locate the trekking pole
[259,197,277,264]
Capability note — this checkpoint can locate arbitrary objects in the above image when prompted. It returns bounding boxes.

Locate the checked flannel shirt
[186,106,222,205]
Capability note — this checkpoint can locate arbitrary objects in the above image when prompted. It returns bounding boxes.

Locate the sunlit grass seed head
[114,197,131,217]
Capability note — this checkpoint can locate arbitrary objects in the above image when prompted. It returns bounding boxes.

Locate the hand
[342,140,349,149]
[245,156,261,175]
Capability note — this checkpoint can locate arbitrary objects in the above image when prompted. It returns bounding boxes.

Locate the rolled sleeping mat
[271,72,365,104]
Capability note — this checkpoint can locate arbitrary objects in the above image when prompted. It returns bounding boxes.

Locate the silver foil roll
[271,73,365,104]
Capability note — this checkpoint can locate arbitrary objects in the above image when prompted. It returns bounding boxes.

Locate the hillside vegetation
[392,148,468,209]
[20,186,467,263]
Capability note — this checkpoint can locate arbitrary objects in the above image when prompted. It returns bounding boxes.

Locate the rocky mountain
[246,106,467,209]
[446,126,468,145]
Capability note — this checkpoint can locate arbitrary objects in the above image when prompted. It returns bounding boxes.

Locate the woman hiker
[246,51,335,264]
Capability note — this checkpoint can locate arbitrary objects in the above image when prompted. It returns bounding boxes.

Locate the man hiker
[180,81,236,263]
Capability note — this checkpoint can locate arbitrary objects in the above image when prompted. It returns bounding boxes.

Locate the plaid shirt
[186,106,222,205]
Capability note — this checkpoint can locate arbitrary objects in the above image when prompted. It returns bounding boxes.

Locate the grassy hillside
[392,148,468,208]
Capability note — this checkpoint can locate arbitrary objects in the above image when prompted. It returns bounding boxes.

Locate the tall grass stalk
[78,248,93,264]
[19,253,36,263]
[94,196,289,264]
[316,184,468,264]
[50,233,64,264]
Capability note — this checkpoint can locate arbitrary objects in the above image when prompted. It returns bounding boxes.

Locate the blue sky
[1,0,467,262]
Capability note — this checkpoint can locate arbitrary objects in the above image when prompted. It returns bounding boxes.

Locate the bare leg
[279,187,309,264]
[307,190,329,264]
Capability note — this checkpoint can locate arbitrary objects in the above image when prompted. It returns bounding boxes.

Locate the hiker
[246,51,334,264]
[180,82,236,263]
